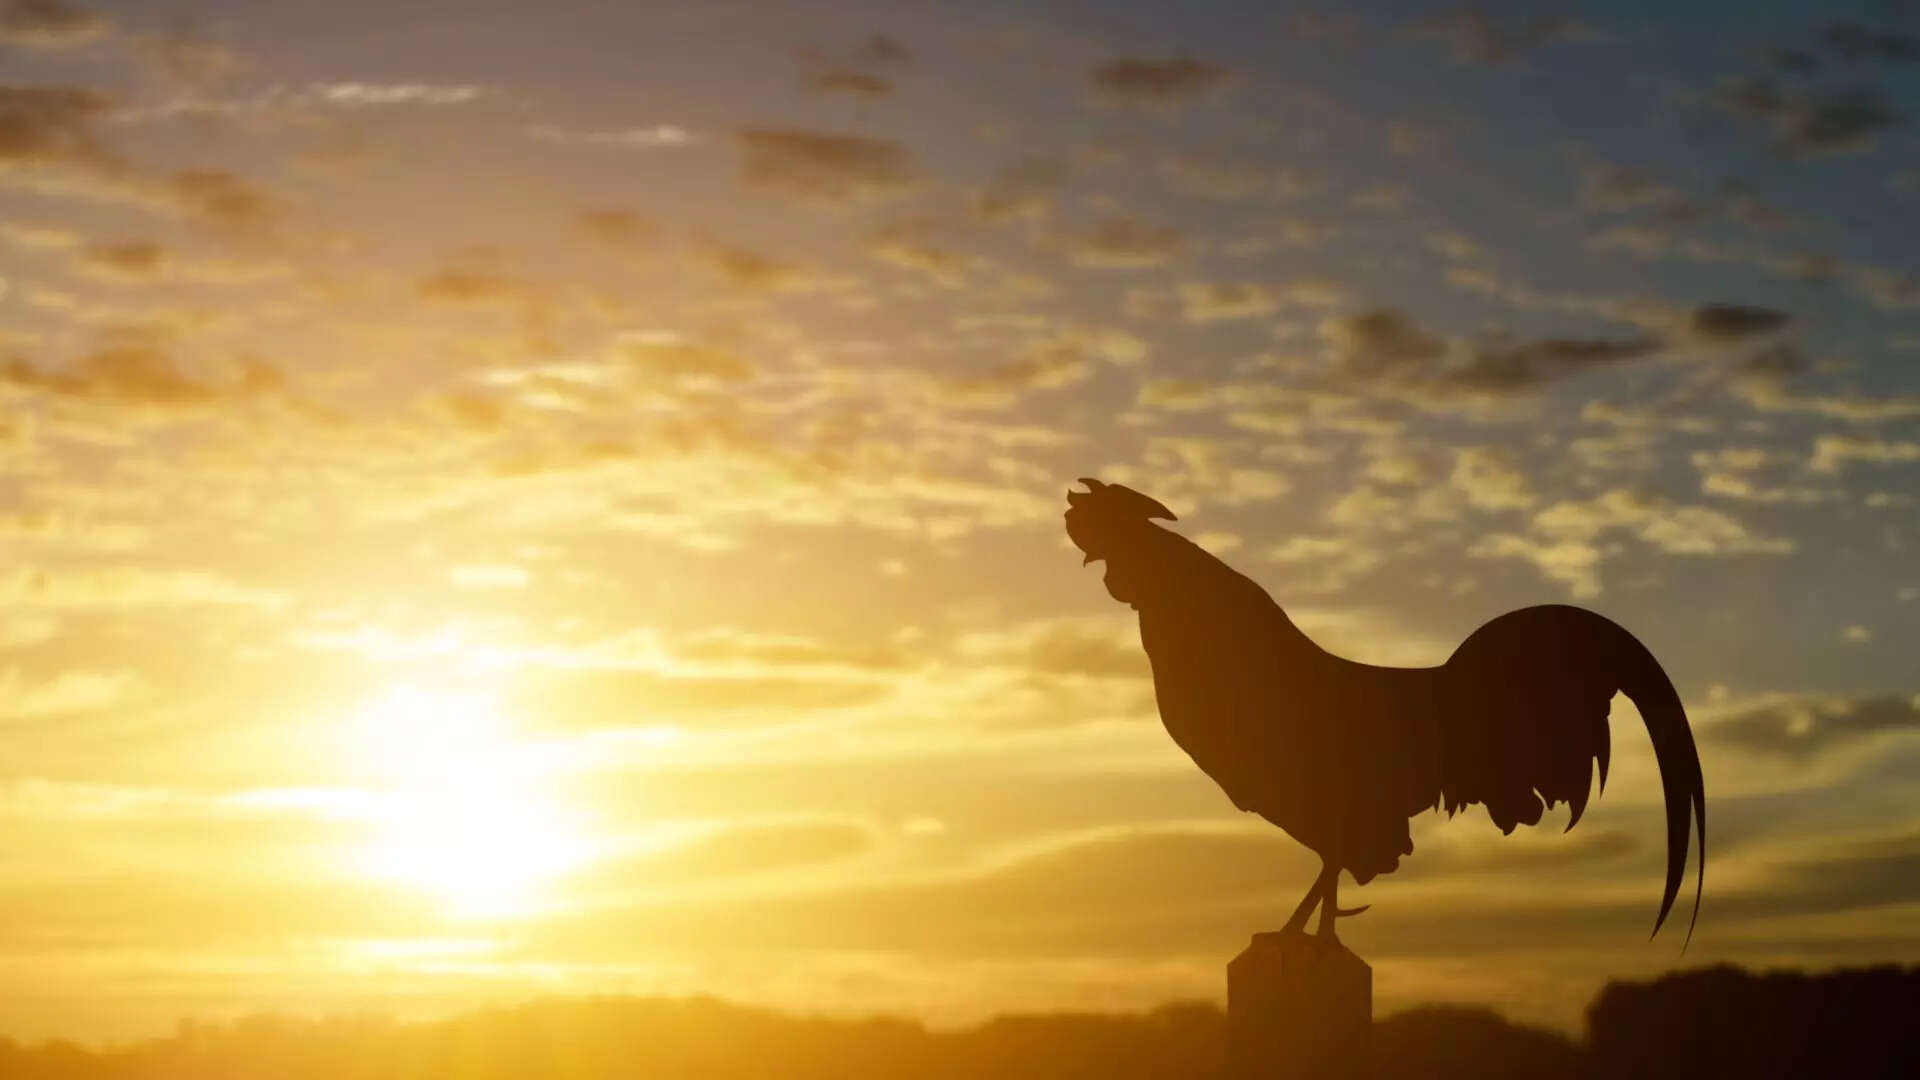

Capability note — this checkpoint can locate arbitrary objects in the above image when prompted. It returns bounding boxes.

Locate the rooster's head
[1065,478,1176,605]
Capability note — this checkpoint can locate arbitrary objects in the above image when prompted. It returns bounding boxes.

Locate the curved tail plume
[1443,604,1706,946]
[1621,639,1707,947]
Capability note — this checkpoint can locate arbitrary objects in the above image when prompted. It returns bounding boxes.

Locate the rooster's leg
[1316,870,1341,939]
[1314,866,1371,941]
[1281,862,1336,935]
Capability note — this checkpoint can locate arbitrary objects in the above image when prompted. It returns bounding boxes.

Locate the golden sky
[2,0,1918,1046]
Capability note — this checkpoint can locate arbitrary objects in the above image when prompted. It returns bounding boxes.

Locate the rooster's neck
[1125,532,1317,656]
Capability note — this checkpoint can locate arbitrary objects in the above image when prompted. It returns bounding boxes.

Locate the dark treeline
[1,965,1914,1078]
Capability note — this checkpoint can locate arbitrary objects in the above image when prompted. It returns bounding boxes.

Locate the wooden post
[1228,930,1372,1079]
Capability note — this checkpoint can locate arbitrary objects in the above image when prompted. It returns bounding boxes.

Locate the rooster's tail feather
[1442,605,1705,946]
[1619,634,1707,947]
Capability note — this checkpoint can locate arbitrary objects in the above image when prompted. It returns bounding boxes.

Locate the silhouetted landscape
[2,965,1913,1078]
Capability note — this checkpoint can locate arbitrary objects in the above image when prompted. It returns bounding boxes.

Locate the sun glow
[347,683,591,919]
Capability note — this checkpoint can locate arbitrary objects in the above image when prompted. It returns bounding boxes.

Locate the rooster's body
[1065,479,1705,941]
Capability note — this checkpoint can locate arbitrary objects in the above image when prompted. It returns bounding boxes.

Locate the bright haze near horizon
[1,0,1916,1047]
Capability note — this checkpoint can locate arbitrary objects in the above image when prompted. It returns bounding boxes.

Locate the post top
[1231,929,1371,977]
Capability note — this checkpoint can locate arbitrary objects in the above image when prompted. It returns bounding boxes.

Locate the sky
[1,0,1918,1046]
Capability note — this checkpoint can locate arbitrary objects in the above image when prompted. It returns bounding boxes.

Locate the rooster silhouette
[1065,478,1705,943]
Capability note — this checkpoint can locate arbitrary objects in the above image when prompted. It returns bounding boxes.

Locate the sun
[346,682,591,919]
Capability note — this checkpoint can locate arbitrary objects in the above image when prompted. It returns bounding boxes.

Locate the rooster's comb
[1067,478,1177,522]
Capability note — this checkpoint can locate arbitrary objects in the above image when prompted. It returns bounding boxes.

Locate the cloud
[1530,489,1792,556]
[1365,449,1426,487]
[614,336,753,386]
[526,807,1678,971]
[696,242,841,293]
[423,391,508,432]
[1424,230,1481,261]
[166,168,281,235]
[1449,336,1662,393]
[0,83,116,172]
[1767,46,1822,74]
[952,615,1147,681]
[528,124,698,148]
[304,624,917,692]
[1565,154,1792,229]
[1323,483,1451,534]
[1,506,136,555]
[512,667,896,728]
[1686,302,1790,343]
[0,0,108,49]
[0,221,77,251]
[1274,279,1349,307]
[1469,535,1606,597]
[971,157,1066,223]
[0,667,132,721]
[132,24,247,88]
[1450,448,1536,510]
[0,566,284,610]
[865,225,972,286]
[1126,436,1291,510]
[1822,23,1920,65]
[810,70,892,99]
[1807,436,1920,473]
[575,208,656,248]
[1587,220,1919,312]
[1386,113,1473,157]
[673,629,912,674]
[1051,217,1182,268]
[1403,827,1638,878]
[510,822,1302,962]
[1320,309,1662,399]
[1349,183,1411,213]
[582,820,874,890]
[1707,694,1920,762]
[75,239,165,279]
[1263,536,1385,594]
[944,350,1093,407]
[2,346,277,414]
[310,82,484,106]
[1571,154,1690,215]
[0,84,284,236]
[1410,10,1590,65]
[1727,359,1920,423]
[1720,78,1903,155]
[1691,448,1834,505]
[1474,489,1792,596]
[1088,57,1233,107]
[64,239,288,284]
[1444,265,1676,330]
[849,34,910,66]
[1158,156,1320,202]
[1029,323,1149,369]
[448,563,529,590]
[1176,282,1275,323]
[0,86,289,239]
[1746,830,1920,926]
[116,79,482,119]
[1320,298,1797,403]
[416,267,535,305]
[736,129,917,205]
[1319,309,1447,380]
